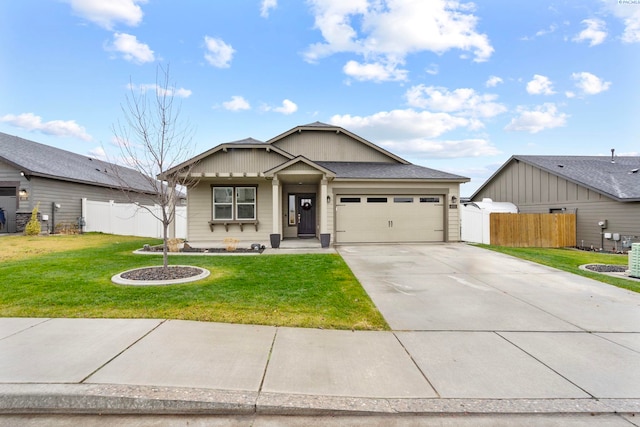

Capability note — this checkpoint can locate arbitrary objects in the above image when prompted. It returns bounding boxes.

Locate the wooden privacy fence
[490,213,576,248]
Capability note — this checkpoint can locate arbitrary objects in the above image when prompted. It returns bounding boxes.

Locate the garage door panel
[336,195,444,243]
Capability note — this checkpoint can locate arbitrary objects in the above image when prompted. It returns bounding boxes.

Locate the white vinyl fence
[82,198,187,239]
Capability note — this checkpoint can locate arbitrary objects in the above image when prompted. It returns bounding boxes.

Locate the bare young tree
[111,64,199,268]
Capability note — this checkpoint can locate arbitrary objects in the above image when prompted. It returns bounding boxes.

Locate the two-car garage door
[335,195,444,243]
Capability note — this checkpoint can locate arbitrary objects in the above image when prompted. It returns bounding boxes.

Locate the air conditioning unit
[630,243,640,279]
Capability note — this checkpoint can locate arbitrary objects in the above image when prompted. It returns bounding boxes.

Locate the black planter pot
[270,233,281,249]
[320,233,331,248]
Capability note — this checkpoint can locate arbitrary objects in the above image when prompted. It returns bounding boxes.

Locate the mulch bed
[142,244,264,254]
[121,266,203,281]
[583,264,627,273]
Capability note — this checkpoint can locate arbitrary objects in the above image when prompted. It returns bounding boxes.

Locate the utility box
[630,243,640,279]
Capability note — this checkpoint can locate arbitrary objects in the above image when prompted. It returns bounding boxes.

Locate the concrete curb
[1,384,638,416]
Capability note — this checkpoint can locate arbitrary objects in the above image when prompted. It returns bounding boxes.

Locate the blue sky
[1,0,639,196]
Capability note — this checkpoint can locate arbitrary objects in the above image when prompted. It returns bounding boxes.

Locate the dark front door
[297,194,316,237]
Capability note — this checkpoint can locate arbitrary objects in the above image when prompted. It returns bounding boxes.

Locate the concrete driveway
[338,243,640,332]
[338,243,640,400]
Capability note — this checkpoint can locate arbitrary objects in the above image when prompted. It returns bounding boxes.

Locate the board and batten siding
[0,159,31,212]
[193,148,289,175]
[474,160,640,249]
[30,177,149,230]
[186,178,273,244]
[272,131,397,163]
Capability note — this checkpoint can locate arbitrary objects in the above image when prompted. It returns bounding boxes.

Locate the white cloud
[565,91,576,98]
[621,12,640,43]
[260,0,277,18]
[425,64,439,75]
[88,146,108,160]
[330,109,473,140]
[128,83,192,98]
[504,103,568,133]
[204,36,235,68]
[223,96,251,111]
[536,24,558,37]
[108,32,154,63]
[65,0,146,29]
[405,85,507,118]
[304,0,493,82]
[571,71,611,95]
[573,19,607,46]
[273,99,298,115]
[485,75,503,88]
[599,1,640,43]
[343,59,407,82]
[526,74,555,95]
[0,112,92,141]
[379,138,501,159]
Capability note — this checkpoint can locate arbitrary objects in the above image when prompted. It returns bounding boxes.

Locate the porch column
[168,182,176,239]
[270,178,281,248]
[319,178,330,247]
[319,178,328,234]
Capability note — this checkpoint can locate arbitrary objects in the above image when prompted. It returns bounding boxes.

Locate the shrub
[24,203,41,236]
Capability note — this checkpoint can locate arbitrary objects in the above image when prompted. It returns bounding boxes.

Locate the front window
[236,187,256,220]
[212,186,256,220]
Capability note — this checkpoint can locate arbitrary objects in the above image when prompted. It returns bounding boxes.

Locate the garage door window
[394,197,413,203]
[420,197,440,203]
[340,197,361,203]
[367,197,387,203]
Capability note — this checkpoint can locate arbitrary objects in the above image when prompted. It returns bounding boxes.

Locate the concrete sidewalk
[1,244,639,422]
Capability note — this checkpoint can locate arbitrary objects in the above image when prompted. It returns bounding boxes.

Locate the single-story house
[163,122,469,247]
[0,132,158,233]
[470,154,640,250]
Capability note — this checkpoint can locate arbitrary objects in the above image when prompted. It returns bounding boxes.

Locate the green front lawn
[0,234,388,330]
[477,244,639,293]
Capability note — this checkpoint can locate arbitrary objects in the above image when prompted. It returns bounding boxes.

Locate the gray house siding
[473,159,640,249]
[272,131,398,163]
[186,178,272,243]
[29,176,142,233]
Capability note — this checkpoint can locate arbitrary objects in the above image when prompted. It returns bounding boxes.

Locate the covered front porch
[265,157,335,248]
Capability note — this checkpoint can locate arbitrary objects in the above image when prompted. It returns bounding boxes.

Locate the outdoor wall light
[451,195,458,204]
[327,195,331,203]
[54,203,61,210]
[19,189,28,201]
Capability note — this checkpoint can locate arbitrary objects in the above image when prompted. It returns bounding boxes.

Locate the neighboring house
[470,155,640,250]
[163,122,469,247]
[0,132,158,233]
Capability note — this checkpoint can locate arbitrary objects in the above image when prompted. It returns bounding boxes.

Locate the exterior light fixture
[19,189,28,201]
[451,195,458,204]
[327,195,331,203]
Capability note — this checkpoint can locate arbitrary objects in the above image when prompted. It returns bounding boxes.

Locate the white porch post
[319,178,328,234]
[271,178,281,246]
[319,178,331,247]
[168,182,176,239]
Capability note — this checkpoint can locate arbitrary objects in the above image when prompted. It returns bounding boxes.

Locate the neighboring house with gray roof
[163,122,469,247]
[470,154,640,250]
[0,132,159,233]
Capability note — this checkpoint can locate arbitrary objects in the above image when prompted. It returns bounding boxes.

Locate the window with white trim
[212,186,256,220]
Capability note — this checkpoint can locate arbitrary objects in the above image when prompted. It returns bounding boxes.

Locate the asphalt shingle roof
[0,132,158,193]
[317,161,469,181]
[516,155,640,201]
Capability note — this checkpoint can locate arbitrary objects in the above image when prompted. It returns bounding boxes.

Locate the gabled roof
[266,122,410,165]
[473,155,640,202]
[162,138,294,177]
[317,162,469,181]
[0,132,157,193]
[264,156,336,178]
